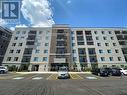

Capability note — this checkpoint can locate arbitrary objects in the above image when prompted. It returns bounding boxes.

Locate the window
[107,50,111,53]
[18,43,23,46]
[39,31,42,34]
[71,31,74,34]
[12,43,16,46]
[79,57,87,62]
[14,37,18,40]
[46,31,50,34]
[14,57,18,61]
[113,43,117,46]
[45,43,49,46]
[77,31,83,35]
[102,31,105,34]
[72,43,75,46]
[89,56,97,62]
[72,50,76,53]
[94,31,97,34]
[45,36,49,40]
[24,48,33,54]
[7,57,11,61]
[103,36,107,40]
[99,50,103,53]
[97,43,101,46]
[37,43,41,46]
[78,42,84,45]
[88,48,96,54]
[101,57,105,61]
[35,50,40,53]
[16,31,20,34]
[103,65,107,68]
[85,31,91,35]
[111,37,114,40]
[16,50,21,53]
[43,57,47,61]
[105,43,109,46]
[108,31,112,34]
[72,37,75,40]
[115,49,119,53]
[21,36,24,39]
[109,57,113,61]
[112,65,116,67]
[73,57,77,61]
[26,41,34,45]
[44,50,48,53]
[78,48,86,54]
[0,45,3,48]
[9,50,14,53]
[22,31,26,34]
[122,31,127,34]
[96,37,99,40]
[118,57,122,61]
[115,31,120,34]
[22,56,31,62]
[119,41,126,45]
[87,42,94,45]
[34,57,39,61]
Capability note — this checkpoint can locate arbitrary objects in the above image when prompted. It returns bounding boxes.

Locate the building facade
[71,28,126,71]
[49,25,72,71]
[2,25,127,71]
[2,27,51,71]
[0,27,12,66]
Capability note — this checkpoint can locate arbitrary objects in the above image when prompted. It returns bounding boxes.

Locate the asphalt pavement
[0,73,127,95]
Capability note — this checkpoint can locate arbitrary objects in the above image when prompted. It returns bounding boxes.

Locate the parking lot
[0,73,127,95]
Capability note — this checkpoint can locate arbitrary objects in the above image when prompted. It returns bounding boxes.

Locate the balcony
[54,58,66,63]
[28,31,36,35]
[85,31,92,35]
[76,31,83,35]
[56,38,66,41]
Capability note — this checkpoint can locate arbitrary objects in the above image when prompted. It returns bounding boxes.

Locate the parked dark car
[92,68,109,77]
[110,68,122,76]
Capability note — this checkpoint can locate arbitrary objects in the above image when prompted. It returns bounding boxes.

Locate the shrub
[84,67,92,72]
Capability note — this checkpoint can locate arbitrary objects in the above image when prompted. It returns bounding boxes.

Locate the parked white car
[0,66,8,74]
[120,68,127,75]
[58,67,70,79]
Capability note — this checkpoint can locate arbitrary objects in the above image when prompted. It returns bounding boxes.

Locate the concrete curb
[16,72,91,74]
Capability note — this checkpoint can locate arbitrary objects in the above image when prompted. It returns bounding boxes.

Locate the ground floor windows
[7,57,11,61]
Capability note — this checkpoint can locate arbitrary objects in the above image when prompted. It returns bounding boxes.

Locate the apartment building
[2,27,52,71]
[71,28,127,71]
[0,27,12,65]
[2,25,127,71]
[49,25,71,71]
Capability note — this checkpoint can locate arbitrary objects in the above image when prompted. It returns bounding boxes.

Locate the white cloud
[15,24,28,28]
[10,27,15,31]
[0,18,6,26]
[10,24,28,31]
[67,0,71,4]
[21,0,55,27]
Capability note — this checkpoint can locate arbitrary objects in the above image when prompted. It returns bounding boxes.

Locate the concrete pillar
[28,64,32,71]
[88,63,91,68]
[77,63,81,71]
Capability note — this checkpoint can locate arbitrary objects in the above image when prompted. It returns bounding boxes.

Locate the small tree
[91,63,98,70]
[124,65,127,70]
[73,63,77,71]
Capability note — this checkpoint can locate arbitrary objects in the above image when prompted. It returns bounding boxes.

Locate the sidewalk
[16,71,91,74]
